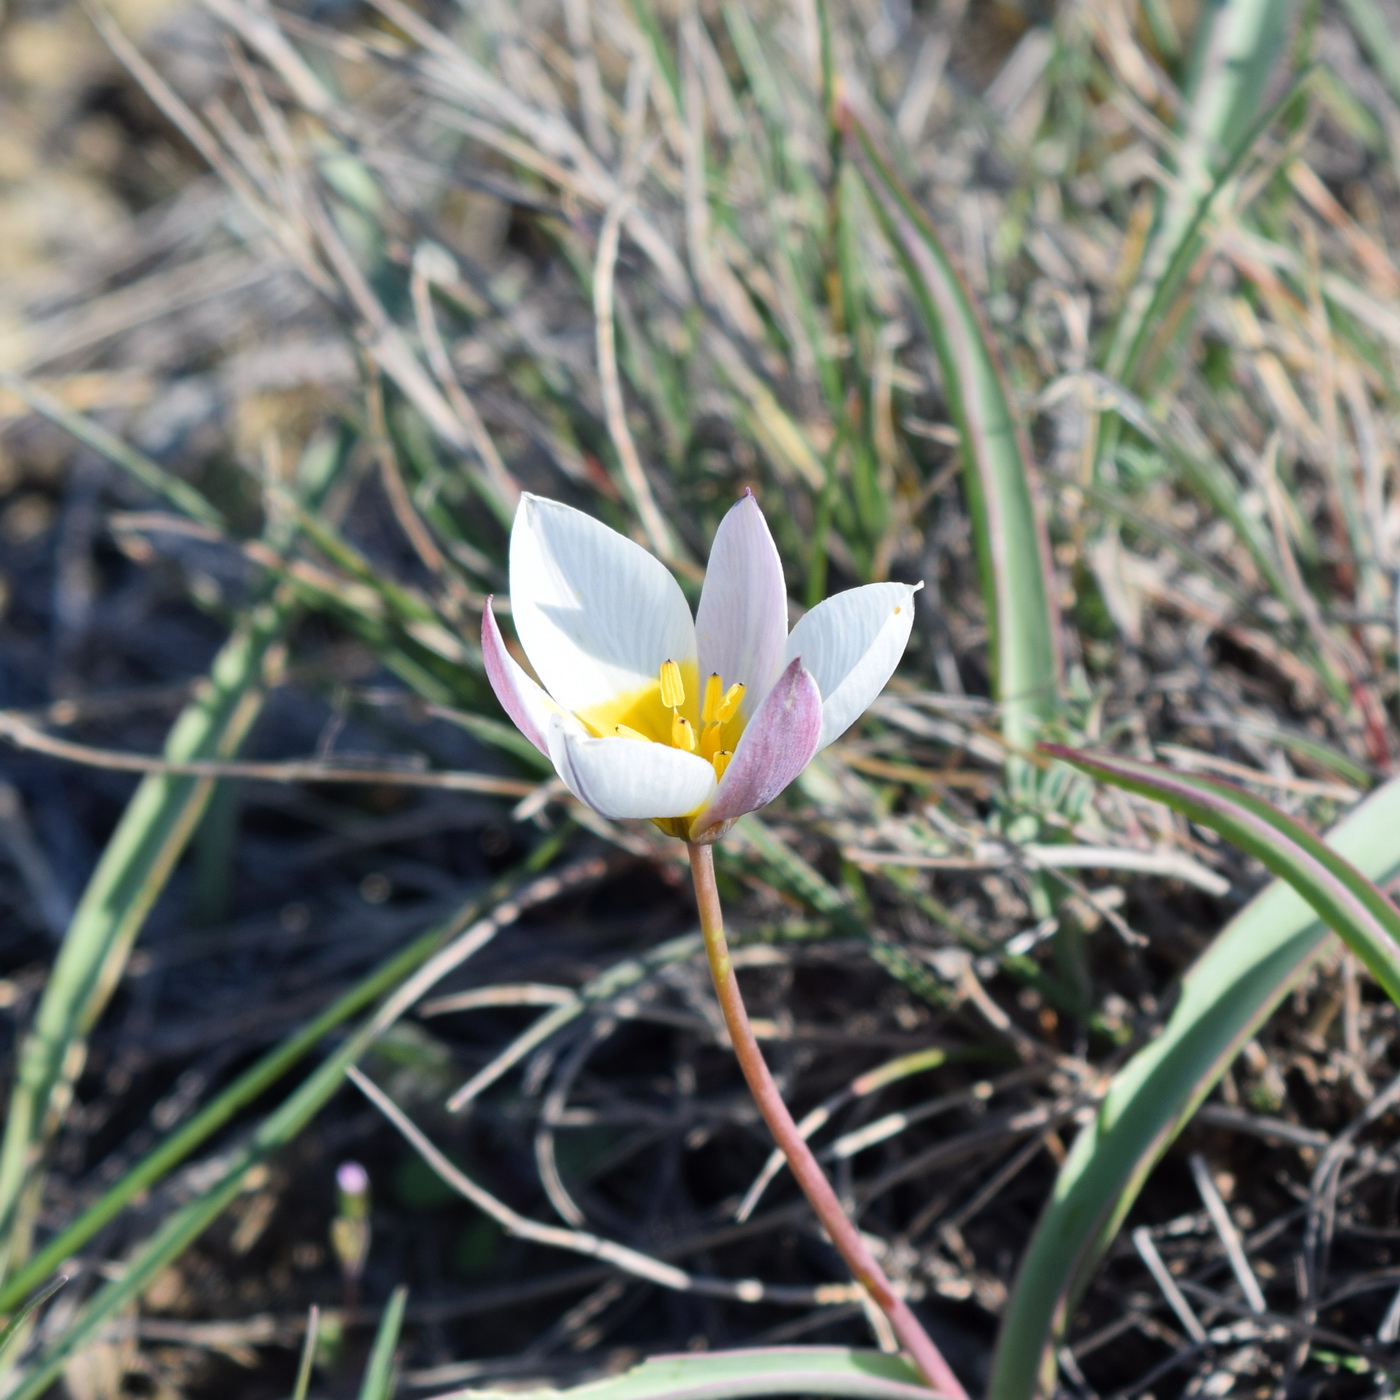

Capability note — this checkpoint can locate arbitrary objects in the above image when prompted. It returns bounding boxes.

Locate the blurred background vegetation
[7,0,1400,1395]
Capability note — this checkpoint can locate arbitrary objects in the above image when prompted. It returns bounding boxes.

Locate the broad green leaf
[844,116,1060,761]
[989,754,1400,1399]
[442,1347,932,1400]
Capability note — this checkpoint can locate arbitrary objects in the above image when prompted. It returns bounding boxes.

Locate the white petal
[510,494,696,713]
[784,582,920,750]
[481,598,558,755]
[546,717,717,819]
[694,491,788,715]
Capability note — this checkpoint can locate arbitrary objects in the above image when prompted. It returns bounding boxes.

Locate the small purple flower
[336,1160,370,1199]
[483,491,919,842]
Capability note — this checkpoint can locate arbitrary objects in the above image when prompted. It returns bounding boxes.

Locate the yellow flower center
[575,660,746,784]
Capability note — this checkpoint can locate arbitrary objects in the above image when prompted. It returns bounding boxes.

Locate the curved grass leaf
[843,115,1060,763]
[1043,746,1400,1001]
[988,750,1400,1399]
[440,1347,934,1400]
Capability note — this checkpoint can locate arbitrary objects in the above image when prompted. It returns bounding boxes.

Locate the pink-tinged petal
[690,658,822,839]
[511,494,696,714]
[784,582,920,750]
[481,597,557,756]
[694,491,788,716]
[547,716,717,820]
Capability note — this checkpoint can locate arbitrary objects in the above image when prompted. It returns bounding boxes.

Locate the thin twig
[347,1065,858,1307]
[1189,1152,1267,1314]
[0,711,535,796]
[1132,1226,1207,1343]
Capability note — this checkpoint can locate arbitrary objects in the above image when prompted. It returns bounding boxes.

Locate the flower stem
[686,842,967,1398]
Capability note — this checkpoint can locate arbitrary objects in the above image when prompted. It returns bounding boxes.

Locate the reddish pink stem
[687,842,967,1398]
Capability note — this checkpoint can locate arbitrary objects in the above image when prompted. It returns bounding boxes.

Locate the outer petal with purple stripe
[690,658,823,841]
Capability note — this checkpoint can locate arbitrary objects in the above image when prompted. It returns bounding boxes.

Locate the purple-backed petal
[694,491,788,715]
[482,597,556,755]
[690,657,822,839]
[547,716,717,820]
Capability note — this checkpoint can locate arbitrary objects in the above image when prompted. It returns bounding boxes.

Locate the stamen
[614,723,650,742]
[671,714,697,751]
[699,723,724,759]
[659,659,685,709]
[716,682,745,723]
[701,673,723,724]
[712,749,732,779]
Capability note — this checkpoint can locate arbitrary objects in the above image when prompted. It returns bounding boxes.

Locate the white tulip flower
[483,491,919,842]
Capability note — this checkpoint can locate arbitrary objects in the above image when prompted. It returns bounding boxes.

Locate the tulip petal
[510,494,697,713]
[784,582,920,750]
[694,491,788,714]
[481,597,557,755]
[547,717,717,820]
[691,658,822,838]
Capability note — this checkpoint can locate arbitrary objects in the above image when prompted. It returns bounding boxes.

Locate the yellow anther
[659,659,685,709]
[701,673,723,724]
[712,749,732,779]
[671,714,697,751]
[614,723,650,742]
[716,682,745,723]
[699,722,724,759]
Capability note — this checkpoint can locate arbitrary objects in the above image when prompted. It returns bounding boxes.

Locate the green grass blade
[1106,2,1304,387]
[1340,0,1400,104]
[844,116,1060,760]
[442,1347,931,1400]
[0,850,573,1400]
[0,433,348,1271]
[291,1307,319,1400]
[0,1275,66,1368]
[0,596,292,1264]
[0,900,455,1313]
[0,375,226,531]
[988,758,1400,1399]
[358,1286,407,1400]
